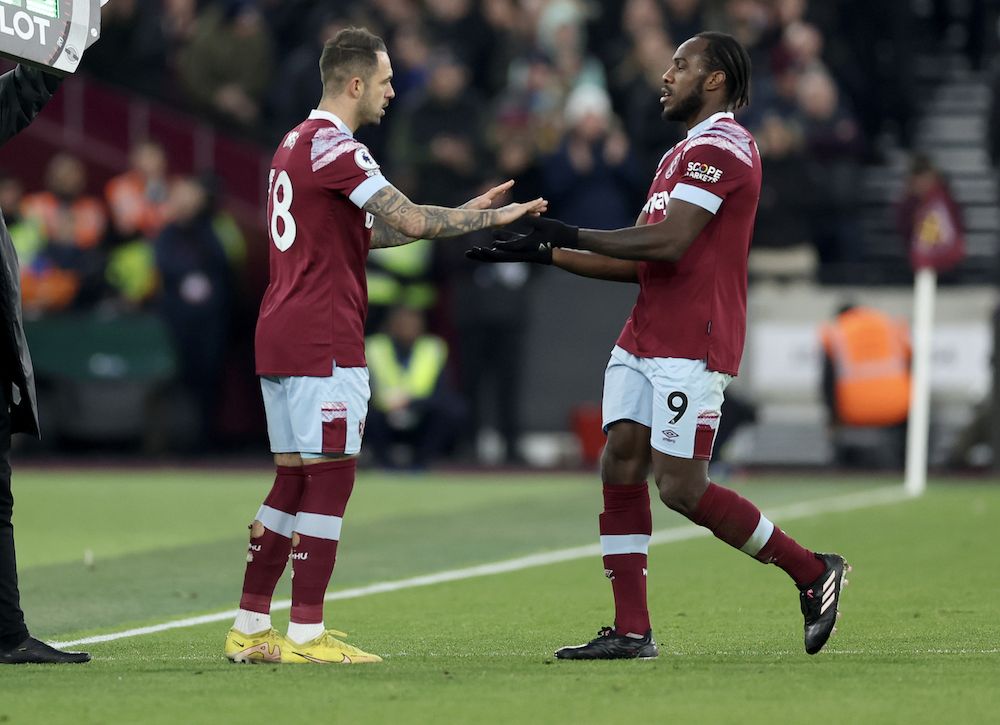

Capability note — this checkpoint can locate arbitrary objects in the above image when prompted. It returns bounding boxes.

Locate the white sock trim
[256,505,296,538]
[600,534,651,556]
[739,514,775,557]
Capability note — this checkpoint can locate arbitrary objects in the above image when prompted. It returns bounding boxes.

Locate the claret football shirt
[255,110,390,376]
[616,111,762,375]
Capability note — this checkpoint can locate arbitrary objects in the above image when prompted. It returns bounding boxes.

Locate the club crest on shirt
[663,151,683,180]
[354,147,379,171]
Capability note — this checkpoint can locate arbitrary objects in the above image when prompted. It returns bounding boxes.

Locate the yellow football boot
[281,629,382,664]
[224,627,286,664]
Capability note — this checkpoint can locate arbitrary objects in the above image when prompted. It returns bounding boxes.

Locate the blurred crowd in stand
[83,0,939,278]
[1,141,246,449]
[6,0,985,461]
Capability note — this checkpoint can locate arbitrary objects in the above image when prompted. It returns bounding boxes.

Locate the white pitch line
[50,485,909,649]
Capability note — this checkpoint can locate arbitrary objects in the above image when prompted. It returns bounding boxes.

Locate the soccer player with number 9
[470,32,849,660]
[223,27,546,665]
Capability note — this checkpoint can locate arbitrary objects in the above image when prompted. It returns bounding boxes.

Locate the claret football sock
[692,482,824,586]
[600,483,652,636]
[237,465,305,618]
[289,459,356,629]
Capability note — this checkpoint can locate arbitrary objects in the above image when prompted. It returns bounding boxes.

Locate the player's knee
[655,475,701,517]
[291,532,300,547]
[601,430,648,483]
[249,520,266,539]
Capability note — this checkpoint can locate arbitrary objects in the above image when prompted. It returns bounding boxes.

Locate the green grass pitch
[0,468,997,724]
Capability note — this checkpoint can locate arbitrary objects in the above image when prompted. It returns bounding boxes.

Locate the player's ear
[348,76,364,99]
[704,69,726,94]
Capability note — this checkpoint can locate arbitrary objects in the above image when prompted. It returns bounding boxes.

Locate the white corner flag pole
[904,267,936,497]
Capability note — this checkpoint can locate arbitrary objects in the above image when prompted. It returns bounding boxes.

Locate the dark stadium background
[1,0,996,472]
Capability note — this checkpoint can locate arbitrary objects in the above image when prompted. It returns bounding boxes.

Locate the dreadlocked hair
[695,31,752,110]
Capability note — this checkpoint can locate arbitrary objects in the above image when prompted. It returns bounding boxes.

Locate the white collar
[309,109,352,135]
[686,111,735,139]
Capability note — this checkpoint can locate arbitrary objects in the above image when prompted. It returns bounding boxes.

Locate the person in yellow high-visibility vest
[364,306,465,469]
[820,304,911,468]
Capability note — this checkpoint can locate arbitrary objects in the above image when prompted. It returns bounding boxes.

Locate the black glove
[465,241,553,265]
[498,216,579,251]
[465,216,578,265]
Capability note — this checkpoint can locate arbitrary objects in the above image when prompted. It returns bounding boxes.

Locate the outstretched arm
[575,199,714,262]
[466,209,646,283]
[370,180,518,249]
[365,183,545,241]
[369,216,416,249]
[549,209,648,282]
[551,249,639,283]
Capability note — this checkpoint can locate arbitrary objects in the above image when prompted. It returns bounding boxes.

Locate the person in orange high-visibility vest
[105,141,170,241]
[820,305,911,466]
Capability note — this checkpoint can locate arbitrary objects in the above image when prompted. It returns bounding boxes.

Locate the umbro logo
[662,429,679,443]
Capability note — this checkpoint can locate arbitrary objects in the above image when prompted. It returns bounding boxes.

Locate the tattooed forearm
[364,185,501,239]
[370,216,415,248]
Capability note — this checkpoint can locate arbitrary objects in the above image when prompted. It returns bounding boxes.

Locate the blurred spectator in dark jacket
[423,0,493,90]
[663,0,707,41]
[257,0,316,56]
[177,0,274,130]
[603,0,668,85]
[795,68,865,281]
[20,155,108,313]
[266,14,346,142]
[388,23,433,103]
[449,244,535,465]
[542,85,644,230]
[80,0,170,96]
[611,27,684,174]
[154,176,233,444]
[389,52,485,204]
[753,114,814,249]
[363,0,421,36]
[480,0,536,97]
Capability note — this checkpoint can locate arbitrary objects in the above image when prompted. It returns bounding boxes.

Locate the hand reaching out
[462,179,515,210]
[465,216,579,265]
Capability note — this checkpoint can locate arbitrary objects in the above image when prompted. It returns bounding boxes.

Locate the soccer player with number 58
[470,32,848,660]
[224,27,546,665]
